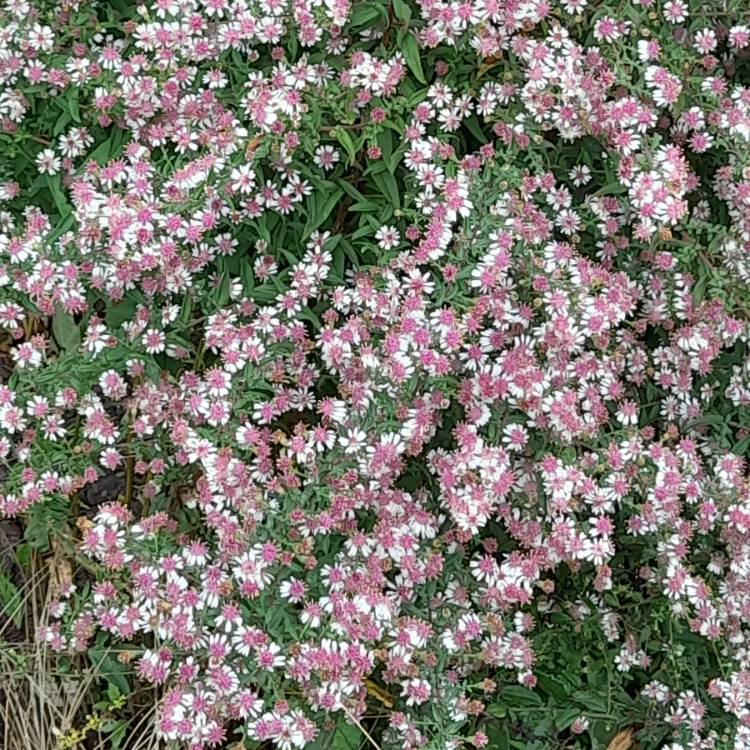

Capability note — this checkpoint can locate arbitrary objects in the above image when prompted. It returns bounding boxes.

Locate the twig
[344,706,383,750]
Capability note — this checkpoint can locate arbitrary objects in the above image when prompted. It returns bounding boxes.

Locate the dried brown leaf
[47,540,73,599]
[607,728,635,750]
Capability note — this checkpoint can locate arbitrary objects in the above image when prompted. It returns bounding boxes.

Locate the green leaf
[692,271,707,307]
[555,707,583,730]
[213,271,231,306]
[537,674,568,702]
[333,245,346,281]
[88,138,112,165]
[334,127,358,166]
[89,647,131,696]
[106,297,139,328]
[502,685,543,707]
[463,114,487,144]
[304,188,344,238]
[342,178,380,211]
[573,690,608,713]
[330,722,363,750]
[46,174,71,218]
[371,170,400,208]
[732,434,750,456]
[387,149,403,174]
[52,308,81,353]
[68,88,81,123]
[49,214,75,244]
[377,128,393,163]
[179,294,193,326]
[0,570,23,629]
[487,703,507,718]
[298,307,322,331]
[401,33,426,84]
[349,3,383,26]
[15,543,31,567]
[24,497,68,551]
[392,0,411,22]
[53,110,72,137]
[533,715,556,736]
[338,179,368,203]
[595,181,627,196]
[103,720,128,749]
[349,200,379,212]
[485,721,510,749]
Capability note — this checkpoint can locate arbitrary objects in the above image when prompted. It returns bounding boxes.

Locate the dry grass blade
[343,706,383,750]
[0,553,86,750]
[0,547,158,750]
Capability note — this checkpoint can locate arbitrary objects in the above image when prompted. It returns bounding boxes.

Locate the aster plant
[1,0,750,749]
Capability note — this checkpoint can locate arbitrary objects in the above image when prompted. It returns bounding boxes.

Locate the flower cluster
[2,1,750,750]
